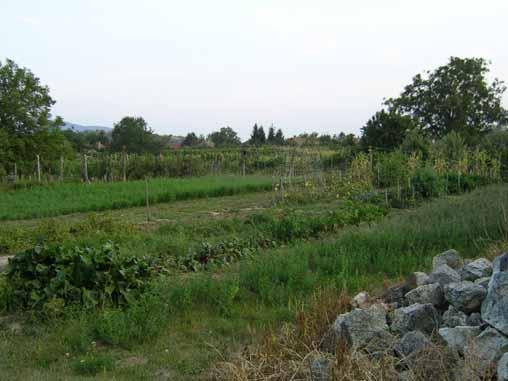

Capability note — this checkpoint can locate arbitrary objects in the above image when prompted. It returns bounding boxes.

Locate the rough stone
[442,305,468,328]
[310,356,331,381]
[438,326,481,355]
[432,249,463,271]
[323,304,388,352]
[429,264,461,286]
[460,258,493,281]
[475,277,491,289]
[391,303,440,336]
[414,272,431,287]
[493,253,508,273]
[498,352,508,381]
[383,281,414,305]
[466,312,483,327]
[444,281,487,313]
[362,329,397,358]
[404,283,445,307]
[351,291,370,309]
[465,327,508,375]
[393,330,432,357]
[482,253,508,336]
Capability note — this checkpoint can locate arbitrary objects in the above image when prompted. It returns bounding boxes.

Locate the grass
[1,184,508,379]
[0,175,274,220]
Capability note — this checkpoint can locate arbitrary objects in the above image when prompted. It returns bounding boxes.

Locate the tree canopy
[0,59,69,164]
[386,57,507,142]
[361,110,415,150]
[249,124,266,146]
[111,117,159,153]
[208,127,241,147]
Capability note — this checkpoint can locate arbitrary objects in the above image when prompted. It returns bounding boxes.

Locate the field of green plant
[0,175,274,220]
[1,147,507,380]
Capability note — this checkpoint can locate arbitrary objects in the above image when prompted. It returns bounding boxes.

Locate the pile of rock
[313,249,508,380]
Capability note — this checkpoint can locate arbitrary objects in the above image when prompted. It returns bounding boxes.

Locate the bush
[412,166,445,198]
[6,242,158,311]
[445,172,482,194]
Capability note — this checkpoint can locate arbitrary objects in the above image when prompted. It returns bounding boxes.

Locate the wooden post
[241,150,246,176]
[122,150,127,182]
[83,154,89,183]
[145,177,151,221]
[36,154,41,183]
[60,156,64,181]
[13,163,17,183]
[385,189,389,206]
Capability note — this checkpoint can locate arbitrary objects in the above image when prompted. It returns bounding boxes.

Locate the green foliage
[178,238,259,271]
[249,124,267,146]
[71,353,114,376]
[361,110,415,150]
[437,131,467,162]
[5,242,157,311]
[182,132,206,147]
[387,56,507,141]
[411,166,445,198]
[111,116,161,154]
[240,184,508,305]
[208,126,241,147]
[375,151,409,187]
[0,59,73,167]
[93,289,167,346]
[401,129,431,159]
[176,201,386,271]
[0,175,273,220]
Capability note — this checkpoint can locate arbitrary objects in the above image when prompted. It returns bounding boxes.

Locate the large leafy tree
[361,110,415,150]
[111,116,159,153]
[386,57,507,141]
[0,59,69,165]
[208,127,241,147]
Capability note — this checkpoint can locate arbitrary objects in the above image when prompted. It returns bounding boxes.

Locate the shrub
[412,166,445,198]
[6,242,158,311]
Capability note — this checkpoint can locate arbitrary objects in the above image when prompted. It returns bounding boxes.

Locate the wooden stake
[60,156,64,181]
[83,154,89,183]
[36,154,41,183]
[145,177,151,221]
[13,162,17,183]
[122,149,127,182]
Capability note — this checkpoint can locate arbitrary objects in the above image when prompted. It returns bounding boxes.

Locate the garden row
[1,185,508,379]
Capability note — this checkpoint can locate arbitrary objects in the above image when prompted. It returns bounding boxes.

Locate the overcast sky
[2,0,507,139]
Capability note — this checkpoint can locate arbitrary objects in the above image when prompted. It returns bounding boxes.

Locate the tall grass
[238,184,508,304]
[77,184,508,350]
[0,176,273,220]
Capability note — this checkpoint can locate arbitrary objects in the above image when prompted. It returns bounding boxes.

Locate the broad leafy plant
[6,242,158,311]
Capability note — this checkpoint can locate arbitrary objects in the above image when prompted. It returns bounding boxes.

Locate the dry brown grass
[210,285,498,381]
[211,238,508,381]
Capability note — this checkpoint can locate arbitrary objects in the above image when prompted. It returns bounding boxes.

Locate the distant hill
[61,122,112,133]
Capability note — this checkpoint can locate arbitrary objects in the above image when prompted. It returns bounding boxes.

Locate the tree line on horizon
[1,56,507,175]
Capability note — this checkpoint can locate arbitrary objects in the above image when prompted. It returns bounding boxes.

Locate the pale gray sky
[2,0,507,139]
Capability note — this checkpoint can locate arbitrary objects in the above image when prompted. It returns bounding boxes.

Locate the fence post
[122,150,127,182]
[36,154,41,183]
[60,156,64,181]
[83,154,89,183]
[145,177,151,222]
[13,162,17,183]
